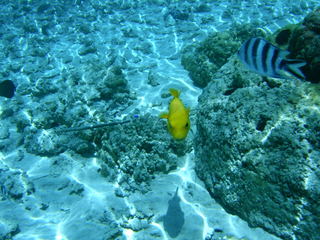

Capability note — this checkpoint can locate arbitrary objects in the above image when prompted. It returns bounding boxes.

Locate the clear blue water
[0,1,318,240]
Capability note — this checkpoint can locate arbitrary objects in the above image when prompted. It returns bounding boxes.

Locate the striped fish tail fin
[283,59,306,80]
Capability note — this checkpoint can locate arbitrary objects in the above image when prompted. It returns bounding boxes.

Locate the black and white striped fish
[237,37,306,80]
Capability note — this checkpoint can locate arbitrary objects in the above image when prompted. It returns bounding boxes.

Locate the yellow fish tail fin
[159,112,169,119]
[169,88,180,98]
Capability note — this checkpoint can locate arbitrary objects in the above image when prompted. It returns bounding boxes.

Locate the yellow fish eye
[185,122,189,128]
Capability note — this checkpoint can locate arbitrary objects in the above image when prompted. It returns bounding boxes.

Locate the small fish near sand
[237,37,306,80]
[0,80,15,98]
[160,88,190,140]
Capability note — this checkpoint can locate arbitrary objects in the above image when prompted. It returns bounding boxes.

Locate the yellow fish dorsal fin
[169,88,180,98]
[159,112,169,119]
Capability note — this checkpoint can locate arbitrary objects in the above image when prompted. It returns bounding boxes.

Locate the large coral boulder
[194,56,320,240]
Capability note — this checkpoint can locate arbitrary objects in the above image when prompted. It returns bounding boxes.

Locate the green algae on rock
[181,24,265,88]
[280,8,320,83]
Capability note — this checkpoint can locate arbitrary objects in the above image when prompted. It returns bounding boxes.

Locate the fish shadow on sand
[158,187,185,238]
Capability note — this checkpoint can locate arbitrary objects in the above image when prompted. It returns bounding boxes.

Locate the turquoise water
[0,1,318,240]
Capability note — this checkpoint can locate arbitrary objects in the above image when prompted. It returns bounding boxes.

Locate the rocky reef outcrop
[97,114,192,193]
[194,56,320,239]
[193,10,320,240]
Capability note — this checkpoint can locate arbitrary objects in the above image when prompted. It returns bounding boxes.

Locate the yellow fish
[160,88,190,140]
